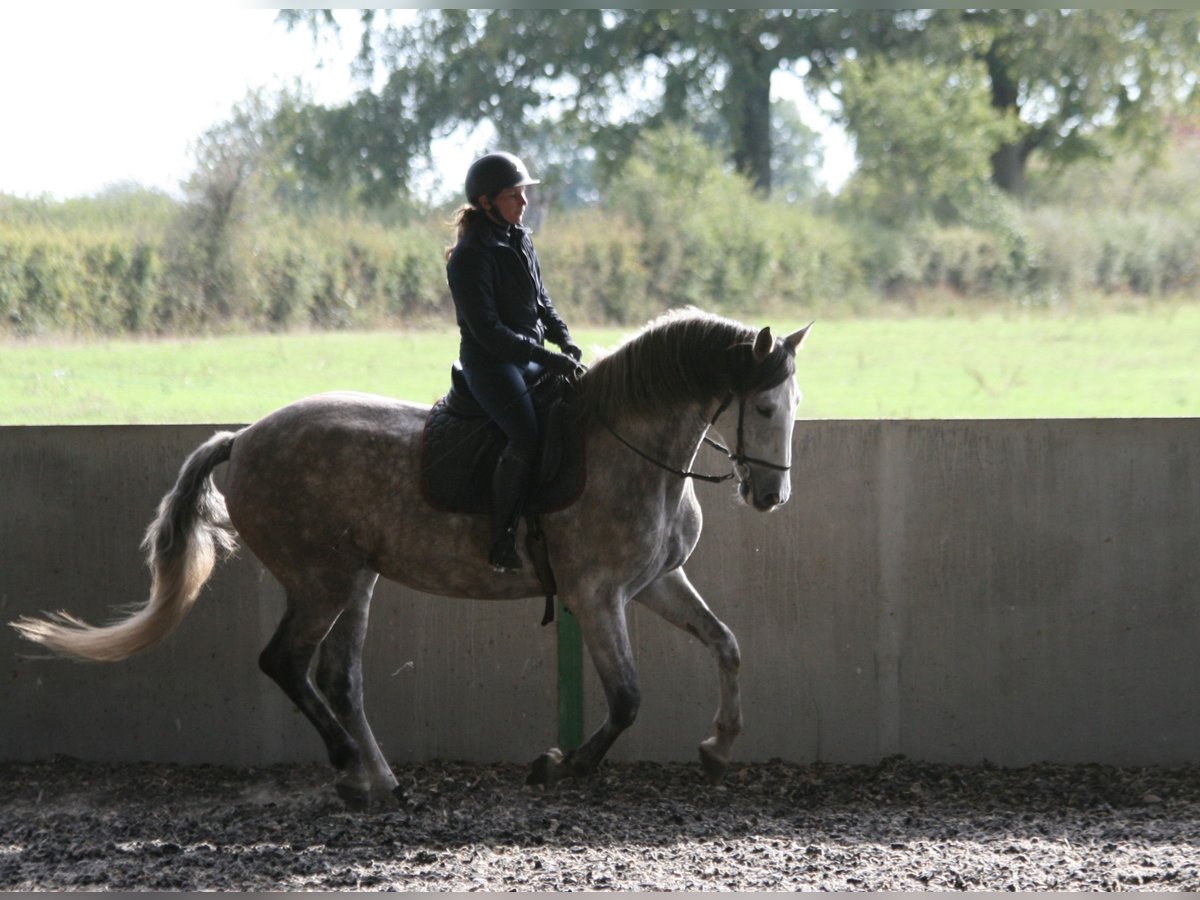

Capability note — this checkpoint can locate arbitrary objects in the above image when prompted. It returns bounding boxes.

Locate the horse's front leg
[634,567,742,783]
[528,591,639,787]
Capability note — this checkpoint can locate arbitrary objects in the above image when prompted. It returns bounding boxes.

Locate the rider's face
[484,185,527,226]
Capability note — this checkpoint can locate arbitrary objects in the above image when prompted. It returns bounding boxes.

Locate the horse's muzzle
[739,479,788,511]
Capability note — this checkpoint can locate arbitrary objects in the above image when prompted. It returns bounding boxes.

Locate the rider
[445,152,582,573]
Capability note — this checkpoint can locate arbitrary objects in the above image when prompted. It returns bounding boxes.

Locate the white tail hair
[10,430,240,662]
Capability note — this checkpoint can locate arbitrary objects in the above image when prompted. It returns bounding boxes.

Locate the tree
[279,9,1197,203]
[165,96,271,326]
[836,57,1016,224]
[842,9,1200,196]
[280,9,847,196]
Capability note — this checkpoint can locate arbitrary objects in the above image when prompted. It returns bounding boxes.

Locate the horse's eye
[755,404,774,418]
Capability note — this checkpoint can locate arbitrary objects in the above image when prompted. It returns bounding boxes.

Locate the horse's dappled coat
[11,308,810,808]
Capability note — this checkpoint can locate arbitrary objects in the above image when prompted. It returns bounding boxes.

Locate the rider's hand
[532,344,580,378]
[544,352,579,378]
[562,340,583,362]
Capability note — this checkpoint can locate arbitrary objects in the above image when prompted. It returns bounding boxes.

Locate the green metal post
[556,599,584,750]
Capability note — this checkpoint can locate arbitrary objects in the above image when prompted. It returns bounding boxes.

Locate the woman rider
[445,152,582,573]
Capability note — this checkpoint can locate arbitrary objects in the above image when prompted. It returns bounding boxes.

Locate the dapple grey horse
[12,308,810,809]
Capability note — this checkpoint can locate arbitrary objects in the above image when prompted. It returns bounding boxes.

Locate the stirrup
[488,538,523,573]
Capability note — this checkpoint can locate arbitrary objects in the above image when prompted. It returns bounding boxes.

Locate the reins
[596,410,736,484]
[595,388,791,485]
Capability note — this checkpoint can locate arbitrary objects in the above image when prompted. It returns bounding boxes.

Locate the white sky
[0,5,852,202]
[0,6,368,200]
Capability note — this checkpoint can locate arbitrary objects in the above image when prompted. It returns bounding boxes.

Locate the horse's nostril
[763,493,781,507]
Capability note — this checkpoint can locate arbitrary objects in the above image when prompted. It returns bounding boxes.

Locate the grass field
[2,306,1198,424]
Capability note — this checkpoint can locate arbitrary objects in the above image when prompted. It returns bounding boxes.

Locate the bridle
[707,390,793,479]
[597,388,791,485]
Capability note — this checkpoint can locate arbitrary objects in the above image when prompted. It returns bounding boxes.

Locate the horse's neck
[608,404,714,473]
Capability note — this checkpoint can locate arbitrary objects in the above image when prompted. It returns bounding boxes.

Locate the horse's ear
[785,322,813,350]
[753,326,774,362]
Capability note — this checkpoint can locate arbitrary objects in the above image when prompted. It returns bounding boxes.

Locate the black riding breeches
[460,357,540,462]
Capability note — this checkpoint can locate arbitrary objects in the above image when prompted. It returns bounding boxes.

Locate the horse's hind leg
[634,568,742,784]
[314,571,399,808]
[258,574,377,808]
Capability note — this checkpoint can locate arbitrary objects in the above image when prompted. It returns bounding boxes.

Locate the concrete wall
[2,420,1198,768]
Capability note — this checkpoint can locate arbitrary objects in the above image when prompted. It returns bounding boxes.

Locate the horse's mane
[577,308,791,419]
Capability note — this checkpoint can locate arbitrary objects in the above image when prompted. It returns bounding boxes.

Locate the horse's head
[718,323,811,512]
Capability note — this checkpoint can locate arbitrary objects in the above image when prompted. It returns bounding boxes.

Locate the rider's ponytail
[445,204,487,261]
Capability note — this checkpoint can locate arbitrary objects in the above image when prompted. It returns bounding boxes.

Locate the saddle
[419,362,586,515]
[419,363,587,625]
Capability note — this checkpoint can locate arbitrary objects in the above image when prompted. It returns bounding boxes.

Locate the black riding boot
[489,448,531,573]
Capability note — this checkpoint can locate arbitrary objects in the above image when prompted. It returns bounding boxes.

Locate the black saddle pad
[419,369,586,515]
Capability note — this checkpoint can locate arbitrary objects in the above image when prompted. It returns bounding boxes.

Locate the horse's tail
[11,430,241,662]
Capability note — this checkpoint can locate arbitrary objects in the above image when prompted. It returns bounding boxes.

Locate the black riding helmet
[465,152,539,205]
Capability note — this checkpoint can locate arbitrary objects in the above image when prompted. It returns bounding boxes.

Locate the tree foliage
[837,57,1017,225]
[267,9,1197,204]
[258,8,1200,214]
[840,9,1200,195]
[280,9,848,195]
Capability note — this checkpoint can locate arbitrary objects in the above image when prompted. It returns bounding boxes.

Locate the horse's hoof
[698,740,729,785]
[336,780,399,812]
[526,748,566,787]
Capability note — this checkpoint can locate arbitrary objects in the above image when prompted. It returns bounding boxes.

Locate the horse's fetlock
[329,738,361,772]
[717,717,742,740]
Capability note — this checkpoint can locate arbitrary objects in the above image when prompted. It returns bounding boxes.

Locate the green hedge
[238,218,449,331]
[0,228,164,335]
[0,216,453,336]
[1024,207,1200,301]
[2,183,1198,337]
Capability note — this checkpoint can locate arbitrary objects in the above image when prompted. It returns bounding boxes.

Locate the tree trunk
[990,141,1027,197]
[983,38,1028,197]
[726,45,775,195]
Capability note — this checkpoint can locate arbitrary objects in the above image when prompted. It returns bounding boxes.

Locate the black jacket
[446,217,571,366]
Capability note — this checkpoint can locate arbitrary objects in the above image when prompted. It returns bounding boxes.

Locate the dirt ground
[1,755,1198,891]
